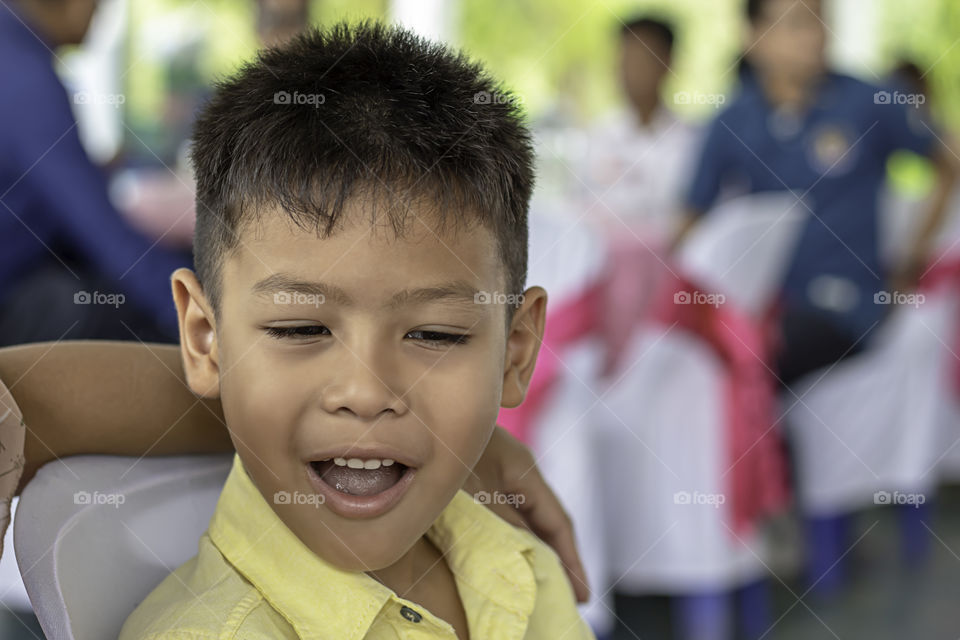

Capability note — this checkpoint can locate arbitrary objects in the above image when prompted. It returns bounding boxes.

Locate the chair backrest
[677,191,807,316]
[14,454,233,640]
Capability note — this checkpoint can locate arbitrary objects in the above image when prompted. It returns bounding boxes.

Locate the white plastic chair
[14,454,232,640]
[885,187,960,483]
[0,498,32,612]
[595,327,771,592]
[783,295,955,514]
[676,191,808,317]
[776,189,960,514]
[591,193,805,594]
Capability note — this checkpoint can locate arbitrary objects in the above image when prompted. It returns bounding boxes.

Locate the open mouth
[310,457,411,497]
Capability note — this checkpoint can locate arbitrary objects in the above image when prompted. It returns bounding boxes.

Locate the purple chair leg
[737,578,772,640]
[673,592,732,640]
[803,512,851,597]
[899,499,933,566]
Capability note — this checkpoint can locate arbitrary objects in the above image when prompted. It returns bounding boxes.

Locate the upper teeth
[326,457,395,469]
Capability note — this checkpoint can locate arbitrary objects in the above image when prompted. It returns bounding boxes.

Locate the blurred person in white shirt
[580,16,701,246]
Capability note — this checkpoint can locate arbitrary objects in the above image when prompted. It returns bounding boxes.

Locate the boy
[118,21,593,640]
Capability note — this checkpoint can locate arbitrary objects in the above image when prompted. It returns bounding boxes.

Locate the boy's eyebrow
[251,273,483,310]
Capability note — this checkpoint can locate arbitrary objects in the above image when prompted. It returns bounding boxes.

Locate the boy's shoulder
[433,490,595,639]
[119,480,593,640]
[118,532,296,640]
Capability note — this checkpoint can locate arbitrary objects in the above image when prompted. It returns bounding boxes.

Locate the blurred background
[4,0,960,638]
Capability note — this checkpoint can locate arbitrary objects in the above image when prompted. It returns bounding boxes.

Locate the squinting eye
[265,325,330,339]
[406,330,471,346]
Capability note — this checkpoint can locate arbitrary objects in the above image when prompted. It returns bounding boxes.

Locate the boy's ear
[501,286,547,409]
[171,268,221,399]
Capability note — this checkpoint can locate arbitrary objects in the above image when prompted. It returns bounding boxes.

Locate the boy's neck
[367,535,470,638]
[367,535,438,594]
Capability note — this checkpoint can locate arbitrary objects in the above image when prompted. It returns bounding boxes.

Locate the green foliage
[457,0,743,122]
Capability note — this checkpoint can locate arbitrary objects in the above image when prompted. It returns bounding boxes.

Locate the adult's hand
[0,373,25,560]
[465,426,590,603]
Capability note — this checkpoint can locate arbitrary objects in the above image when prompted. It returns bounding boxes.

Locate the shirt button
[400,605,422,623]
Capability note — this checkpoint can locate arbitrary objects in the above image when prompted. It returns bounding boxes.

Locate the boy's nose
[317,348,407,419]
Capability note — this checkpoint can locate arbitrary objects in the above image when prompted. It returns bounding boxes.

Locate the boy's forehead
[240,199,492,245]
[223,204,506,296]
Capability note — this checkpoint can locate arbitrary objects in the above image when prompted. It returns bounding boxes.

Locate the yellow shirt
[120,454,595,640]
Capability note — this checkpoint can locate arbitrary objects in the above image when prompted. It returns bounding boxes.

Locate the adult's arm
[671,114,731,252]
[874,86,959,288]
[896,138,960,288]
[670,208,704,252]
[0,341,229,494]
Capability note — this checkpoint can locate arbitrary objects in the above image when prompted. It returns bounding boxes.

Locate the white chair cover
[14,454,232,640]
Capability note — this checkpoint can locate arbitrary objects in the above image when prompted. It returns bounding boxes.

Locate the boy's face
[173,201,545,572]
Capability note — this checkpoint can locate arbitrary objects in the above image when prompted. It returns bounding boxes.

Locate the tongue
[314,461,404,496]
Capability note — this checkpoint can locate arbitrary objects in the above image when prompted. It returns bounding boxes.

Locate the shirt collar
[209,454,539,640]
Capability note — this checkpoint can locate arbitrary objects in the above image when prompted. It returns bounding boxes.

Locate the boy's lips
[305,459,417,519]
[301,444,422,518]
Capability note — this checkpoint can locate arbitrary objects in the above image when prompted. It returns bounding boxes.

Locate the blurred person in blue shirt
[0,0,191,346]
[675,0,959,385]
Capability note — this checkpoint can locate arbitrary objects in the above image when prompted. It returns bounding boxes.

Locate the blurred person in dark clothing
[673,0,960,604]
[675,0,959,387]
[0,0,191,346]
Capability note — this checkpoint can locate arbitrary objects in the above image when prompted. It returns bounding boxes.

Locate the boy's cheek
[431,407,500,482]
